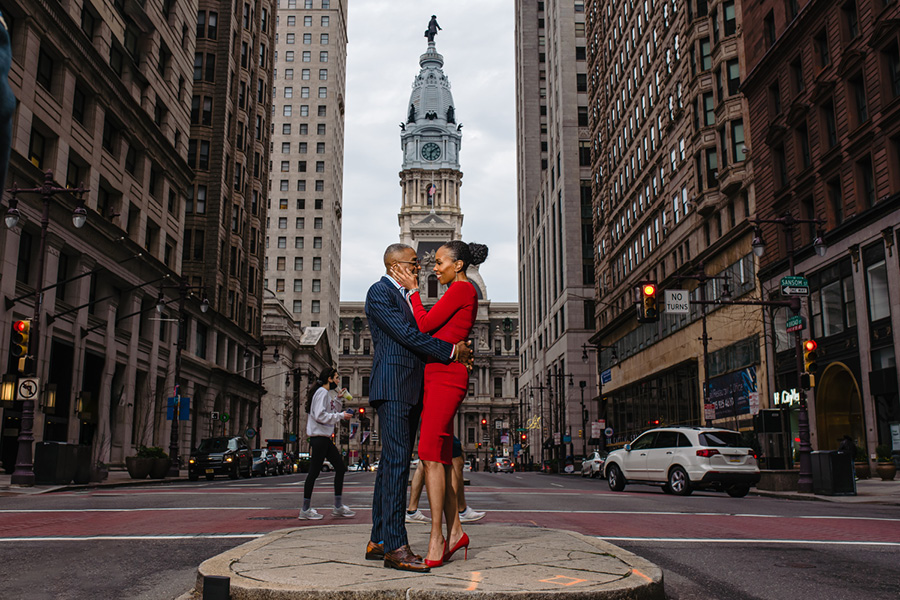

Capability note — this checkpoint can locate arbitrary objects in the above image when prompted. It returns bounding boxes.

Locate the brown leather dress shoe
[383,544,431,573]
[365,540,385,560]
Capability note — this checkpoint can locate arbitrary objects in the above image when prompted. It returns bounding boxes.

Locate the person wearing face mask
[391,240,488,568]
[299,366,355,521]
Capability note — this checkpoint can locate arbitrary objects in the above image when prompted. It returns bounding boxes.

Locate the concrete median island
[189,524,664,599]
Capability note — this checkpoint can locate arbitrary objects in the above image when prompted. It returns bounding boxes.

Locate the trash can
[34,442,78,485]
[811,450,856,496]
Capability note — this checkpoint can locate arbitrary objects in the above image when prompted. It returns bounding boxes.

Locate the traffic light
[358,407,365,415]
[637,282,659,323]
[520,433,527,441]
[481,418,487,426]
[12,319,31,374]
[802,339,818,389]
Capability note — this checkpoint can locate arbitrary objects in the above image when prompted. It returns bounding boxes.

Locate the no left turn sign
[17,378,40,401]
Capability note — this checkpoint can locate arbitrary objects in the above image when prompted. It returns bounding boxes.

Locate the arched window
[427,275,438,298]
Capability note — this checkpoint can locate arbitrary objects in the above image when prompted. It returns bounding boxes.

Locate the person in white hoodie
[299,366,355,520]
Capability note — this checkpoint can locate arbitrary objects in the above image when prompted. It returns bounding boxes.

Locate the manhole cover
[248,516,295,521]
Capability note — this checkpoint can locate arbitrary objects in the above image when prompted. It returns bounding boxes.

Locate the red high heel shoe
[443,533,469,562]
[424,539,449,568]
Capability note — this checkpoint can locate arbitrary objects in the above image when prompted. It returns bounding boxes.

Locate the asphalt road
[0,470,897,599]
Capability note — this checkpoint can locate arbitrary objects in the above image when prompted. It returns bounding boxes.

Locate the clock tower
[398,38,464,248]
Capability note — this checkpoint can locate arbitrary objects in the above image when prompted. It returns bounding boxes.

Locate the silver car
[491,457,514,473]
[581,451,608,478]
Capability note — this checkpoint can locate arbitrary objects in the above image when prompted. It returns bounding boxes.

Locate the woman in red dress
[391,240,487,567]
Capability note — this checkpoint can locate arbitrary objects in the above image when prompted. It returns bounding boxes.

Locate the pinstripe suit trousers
[369,399,422,553]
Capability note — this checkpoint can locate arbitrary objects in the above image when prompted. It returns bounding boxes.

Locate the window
[313,257,322,271]
[277,256,286,271]
[312,279,321,292]
[303,33,312,44]
[321,16,329,26]
[293,300,302,313]
[296,217,305,228]
[318,87,327,98]
[311,300,320,313]
[303,51,311,62]
[294,257,304,270]
[285,68,294,80]
[319,69,328,81]
[703,92,714,126]
[849,73,868,125]
[764,12,776,50]
[278,217,287,229]
[791,58,805,94]
[726,59,740,96]
[302,69,310,80]
[318,105,327,116]
[769,82,782,116]
[320,33,329,45]
[700,38,711,71]
[731,120,745,162]
[294,279,303,292]
[275,278,285,292]
[314,217,323,229]
[864,244,889,321]
[72,84,88,125]
[285,50,294,62]
[884,42,900,99]
[821,99,838,148]
[843,1,859,40]
[286,33,295,44]
[796,123,810,169]
[774,144,788,189]
[37,46,55,91]
[723,1,736,36]
[815,30,830,69]
[827,178,844,225]
[320,51,329,62]
[295,236,304,248]
[857,155,875,209]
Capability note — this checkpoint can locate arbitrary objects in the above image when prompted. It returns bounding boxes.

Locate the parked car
[370,460,380,472]
[581,451,608,478]
[491,457,514,473]
[188,436,252,481]
[603,427,760,497]
[462,460,472,472]
[321,459,334,472]
[274,451,292,474]
[251,449,279,476]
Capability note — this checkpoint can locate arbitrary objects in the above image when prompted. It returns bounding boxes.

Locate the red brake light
[696,449,720,458]
[747,449,758,460]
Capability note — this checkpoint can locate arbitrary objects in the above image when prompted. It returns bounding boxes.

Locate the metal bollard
[203,575,230,600]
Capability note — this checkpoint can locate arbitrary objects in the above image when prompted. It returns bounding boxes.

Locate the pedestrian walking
[299,366,355,520]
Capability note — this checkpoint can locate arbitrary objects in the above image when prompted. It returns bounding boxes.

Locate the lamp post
[582,343,618,451]
[669,263,732,427]
[157,282,209,477]
[546,372,574,464]
[5,171,88,486]
[750,213,827,494]
[527,383,550,467]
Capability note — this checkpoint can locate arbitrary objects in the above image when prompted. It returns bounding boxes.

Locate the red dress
[410,281,478,464]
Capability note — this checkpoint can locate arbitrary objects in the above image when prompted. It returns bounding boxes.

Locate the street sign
[553,432,561,444]
[591,422,603,438]
[211,411,220,421]
[563,435,572,443]
[786,315,806,333]
[598,419,606,429]
[781,276,809,296]
[664,289,690,314]
[604,427,614,437]
[220,412,230,423]
[601,369,612,384]
[245,427,256,439]
[16,378,39,401]
[166,397,191,420]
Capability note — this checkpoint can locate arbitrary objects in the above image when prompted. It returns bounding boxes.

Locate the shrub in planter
[127,446,168,479]
[875,445,897,481]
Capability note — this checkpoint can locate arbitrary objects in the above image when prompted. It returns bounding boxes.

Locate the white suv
[603,427,760,497]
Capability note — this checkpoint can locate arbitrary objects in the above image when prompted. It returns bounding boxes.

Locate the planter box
[756,469,799,491]
[125,457,153,479]
[149,458,172,479]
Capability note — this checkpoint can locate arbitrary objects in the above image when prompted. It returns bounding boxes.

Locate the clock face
[421,142,442,161]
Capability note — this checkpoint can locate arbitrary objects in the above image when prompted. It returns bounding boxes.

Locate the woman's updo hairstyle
[442,240,489,272]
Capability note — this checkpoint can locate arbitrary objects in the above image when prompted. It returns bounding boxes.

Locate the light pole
[5,171,88,486]
[751,214,827,494]
[527,383,550,468]
[546,372,574,464]
[578,381,587,457]
[582,343,617,452]
[156,282,209,476]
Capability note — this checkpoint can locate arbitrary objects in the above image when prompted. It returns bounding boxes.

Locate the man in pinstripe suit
[363,243,472,572]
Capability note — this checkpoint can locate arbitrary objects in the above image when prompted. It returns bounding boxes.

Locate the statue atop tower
[424,15,441,43]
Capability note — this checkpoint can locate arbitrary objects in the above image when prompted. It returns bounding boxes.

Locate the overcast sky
[340,1,518,302]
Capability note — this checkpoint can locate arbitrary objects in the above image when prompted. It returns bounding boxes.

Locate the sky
[340,1,518,302]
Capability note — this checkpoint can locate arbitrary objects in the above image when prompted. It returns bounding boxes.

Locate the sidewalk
[181,524,665,600]
[0,468,189,496]
[752,477,900,505]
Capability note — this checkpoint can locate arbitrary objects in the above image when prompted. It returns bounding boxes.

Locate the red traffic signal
[359,407,365,415]
[520,433,527,441]
[803,339,817,352]
[642,283,656,297]
[481,418,487,426]
[637,282,659,323]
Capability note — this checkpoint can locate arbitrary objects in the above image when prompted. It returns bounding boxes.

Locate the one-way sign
[781,276,809,296]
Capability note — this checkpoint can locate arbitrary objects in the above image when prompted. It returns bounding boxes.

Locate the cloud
[340,1,517,302]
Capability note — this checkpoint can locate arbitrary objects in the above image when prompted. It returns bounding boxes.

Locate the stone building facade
[741,0,900,459]
[514,0,598,467]
[0,0,271,474]
[584,0,771,449]
[265,0,347,351]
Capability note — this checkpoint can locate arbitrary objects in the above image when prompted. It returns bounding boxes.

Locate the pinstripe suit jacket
[365,276,453,406]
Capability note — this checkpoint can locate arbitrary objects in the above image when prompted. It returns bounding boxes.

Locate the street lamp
[5,171,88,486]
[158,281,209,476]
[751,212,828,494]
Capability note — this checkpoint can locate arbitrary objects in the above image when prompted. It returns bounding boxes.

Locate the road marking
[550,483,564,488]
[466,572,482,591]
[0,534,265,542]
[540,575,587,586]
[630,569,653,582]
[599,537,900,547]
